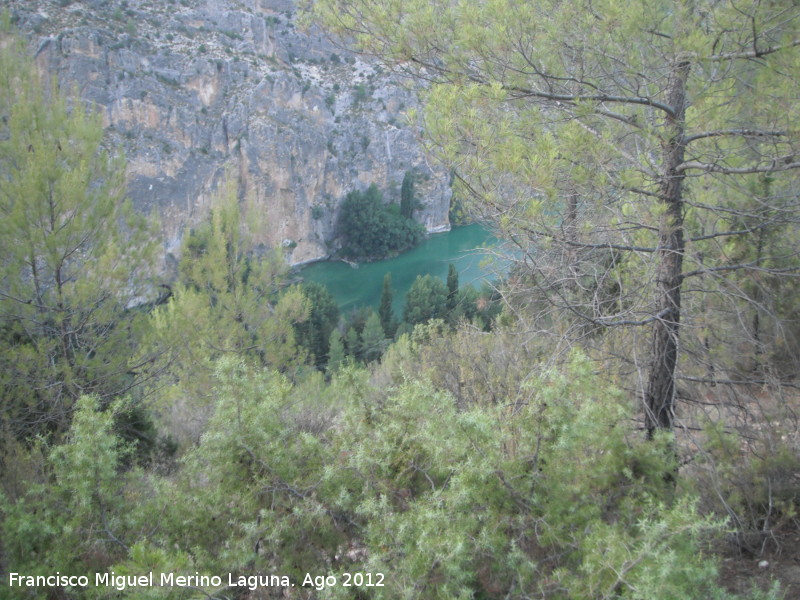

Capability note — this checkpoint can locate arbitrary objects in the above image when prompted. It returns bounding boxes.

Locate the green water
[300,224,501,315]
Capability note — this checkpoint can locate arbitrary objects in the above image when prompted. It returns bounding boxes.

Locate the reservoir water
[300,224,501,315]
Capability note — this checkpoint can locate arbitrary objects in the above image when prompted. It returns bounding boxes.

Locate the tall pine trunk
[645,61,690,439]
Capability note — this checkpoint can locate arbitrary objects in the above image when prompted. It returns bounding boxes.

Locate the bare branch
[689,225,777,243]
[677,158,800,175]
[684,129,788,144]
[595,308,673,328]
[707,38,800,61]
[677,375,800,390]
[520,226,660,253]
[507,86,676,118]
[681,261,800,280]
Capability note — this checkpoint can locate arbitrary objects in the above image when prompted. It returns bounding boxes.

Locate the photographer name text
[8,571,385,592]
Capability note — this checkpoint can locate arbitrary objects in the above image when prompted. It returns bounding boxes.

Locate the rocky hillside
[5,0,451,266]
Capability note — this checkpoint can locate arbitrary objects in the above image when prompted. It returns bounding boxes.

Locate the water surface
[300,224,501,314]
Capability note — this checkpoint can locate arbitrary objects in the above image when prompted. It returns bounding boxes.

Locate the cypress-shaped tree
[400,170,415,219]
[345,327,361,361]
[361,311,386,363]
[379,272,396,338]
[327,329,345,373]
[446,263,459,313]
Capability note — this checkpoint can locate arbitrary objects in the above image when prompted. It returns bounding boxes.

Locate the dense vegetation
[314,0,800,441]
[0,26,158,449]
[337,183,425,260]
[2,3,800,599]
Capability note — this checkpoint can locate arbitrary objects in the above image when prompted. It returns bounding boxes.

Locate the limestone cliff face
[9,0,451,266]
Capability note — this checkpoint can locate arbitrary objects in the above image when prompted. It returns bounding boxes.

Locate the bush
[1,397,157,593]
[318,353,727,599]
[694,416,800,555]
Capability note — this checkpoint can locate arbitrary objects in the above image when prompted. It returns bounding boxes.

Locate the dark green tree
[403,274,448,327]
[345,326,361,361]
[338,183,424,259]
[400,170,416,219]
[145,184,309,449]
[446,263,459,313]
[361,311,387,363]
[293,282,340,368]
[379,272,397,338]
[327,328,345,373]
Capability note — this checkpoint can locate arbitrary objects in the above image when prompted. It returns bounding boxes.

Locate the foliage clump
[0,23,157,446]
[337,183,424,259]
[2,351,788,600]
[292,281,340,368]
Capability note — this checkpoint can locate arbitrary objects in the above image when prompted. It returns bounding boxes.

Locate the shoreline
[290,222,457,270]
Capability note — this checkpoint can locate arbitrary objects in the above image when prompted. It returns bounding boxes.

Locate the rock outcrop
[9,0,451,266]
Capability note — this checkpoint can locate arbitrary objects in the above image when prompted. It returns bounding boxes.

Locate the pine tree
[446,263,459,313]
[345,327,361,361]
[0,26,157,441]
[403,274,448,326]
[361,311,387,363]
[162,182,307,372]
[313,0,800,437]
[294,282,340,368]
[379,272,396,338]
[400,170,415,219]
[148,182,309,444]
[327,329,345,373]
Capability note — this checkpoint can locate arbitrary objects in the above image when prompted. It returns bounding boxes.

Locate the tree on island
[337,183,424,260]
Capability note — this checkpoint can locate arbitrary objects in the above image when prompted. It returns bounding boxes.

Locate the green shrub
[695,417,800,555]
[318,353,727,599]
[1,397,158,595]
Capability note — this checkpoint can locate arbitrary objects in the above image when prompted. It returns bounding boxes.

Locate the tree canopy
[1,7,799,599]
[337,183,424,259]
[404,273,448,326]
[148,183,308,442]
[312,0,800,436]
[378,271,397,337]
[0,27,157,442]
[293,281,340,368]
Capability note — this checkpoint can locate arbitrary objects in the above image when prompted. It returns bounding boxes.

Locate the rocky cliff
[6,0,451,266]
